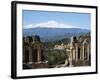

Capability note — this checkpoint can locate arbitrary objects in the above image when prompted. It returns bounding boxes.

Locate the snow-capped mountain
[23,21,90,41]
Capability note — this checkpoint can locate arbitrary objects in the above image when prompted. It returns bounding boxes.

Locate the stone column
[73,49,75,60]
[82,45,85,61]
[69,48,73,66]
[75,44,78,62]
[37,48,41,63]
[69,49,73,67]
[29,47,33,64]
[71,49,73,60]
[87,45,90,60]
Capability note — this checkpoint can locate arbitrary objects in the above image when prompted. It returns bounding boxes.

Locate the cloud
[24,21,80,29]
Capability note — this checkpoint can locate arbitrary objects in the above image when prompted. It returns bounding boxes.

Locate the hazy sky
[23,10,91,29]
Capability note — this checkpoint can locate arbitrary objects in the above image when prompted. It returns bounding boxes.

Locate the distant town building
[54,43,66,50]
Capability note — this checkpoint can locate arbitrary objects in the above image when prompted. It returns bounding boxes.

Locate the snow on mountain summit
[24,21,80,29]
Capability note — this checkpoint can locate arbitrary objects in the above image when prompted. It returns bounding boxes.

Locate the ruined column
[37,47,41,63]
[75,44,78,62]
[69,48,73,67]
[73,49,75,60]
[82,45,85,61]
[28,47,33,64]
[87,44,90,60]
[69,36,74,66]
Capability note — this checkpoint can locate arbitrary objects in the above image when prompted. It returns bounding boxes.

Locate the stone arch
[82,39,89,61]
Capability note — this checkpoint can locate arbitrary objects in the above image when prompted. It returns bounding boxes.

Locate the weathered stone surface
[69,35,91,66]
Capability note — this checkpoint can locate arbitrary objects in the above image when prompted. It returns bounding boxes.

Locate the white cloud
[24,21,80,29]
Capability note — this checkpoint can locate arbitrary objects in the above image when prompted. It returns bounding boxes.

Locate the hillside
[23,27,90,41]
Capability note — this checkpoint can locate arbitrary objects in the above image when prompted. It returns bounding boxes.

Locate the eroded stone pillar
[29,47,33,64]
[75,45,78,62]
[73,49,75,60]
[37,48,41,63]
[69,48,73,66]
[82,45,85,61]
[87,45,90,60]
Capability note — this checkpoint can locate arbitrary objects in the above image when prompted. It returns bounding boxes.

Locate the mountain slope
[23,27,90,41]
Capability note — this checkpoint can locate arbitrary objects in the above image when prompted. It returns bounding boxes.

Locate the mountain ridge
[23,27,90,41]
